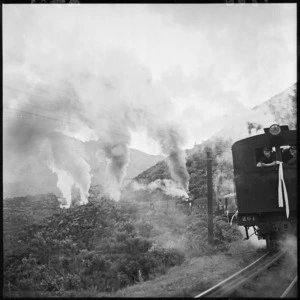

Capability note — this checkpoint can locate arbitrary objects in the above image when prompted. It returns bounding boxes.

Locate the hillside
[212,82,297,143]
[252,83,296,129]
[3,193,61,270]
[3,160,60,199]
[134,160,171,184]
[126,149,166,178]
[4,186,244,297]
[85,144,165,184]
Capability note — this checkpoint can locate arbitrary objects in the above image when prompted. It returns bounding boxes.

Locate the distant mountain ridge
[126,149,165,179]
[252,83,296,128]
[252,83,296,111]
[3,147,165,198]
[210,82,297,143]
[84,142,165,184]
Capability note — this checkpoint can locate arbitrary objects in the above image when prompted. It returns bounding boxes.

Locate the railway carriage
[231,124,297,249]
[217,193,238,223]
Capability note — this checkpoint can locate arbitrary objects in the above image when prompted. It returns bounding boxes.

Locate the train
[216,193,238,224]
[231,124,297,249]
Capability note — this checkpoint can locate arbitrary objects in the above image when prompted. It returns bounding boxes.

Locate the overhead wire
[3,105,76,125]
[3,84,117,118]
[4,82,72,99]
[4,83,70,97]
[3,84,72,111]
[3,84,138,140]
[3,105,131,140]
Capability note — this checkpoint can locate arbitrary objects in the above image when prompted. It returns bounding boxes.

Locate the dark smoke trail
[151,123,190,192]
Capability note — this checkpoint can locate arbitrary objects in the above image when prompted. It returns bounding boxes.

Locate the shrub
[146,245,185,276]
[184,214,242,256]
[4,197,186,296]
[213,216,242,251]
[135,221,154,238]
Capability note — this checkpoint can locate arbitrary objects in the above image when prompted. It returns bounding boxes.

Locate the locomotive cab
[232,124,297,248]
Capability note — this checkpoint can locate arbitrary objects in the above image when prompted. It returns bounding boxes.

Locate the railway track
[194,250,296,298]
[280,275,298,298]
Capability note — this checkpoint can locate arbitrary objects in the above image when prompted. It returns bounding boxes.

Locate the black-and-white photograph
[3,2,297,298]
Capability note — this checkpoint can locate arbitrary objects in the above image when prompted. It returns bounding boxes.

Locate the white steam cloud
[131,179,189,199]
[4,26,190,205]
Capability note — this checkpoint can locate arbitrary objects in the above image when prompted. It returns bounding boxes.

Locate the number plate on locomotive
[241,215,256,222]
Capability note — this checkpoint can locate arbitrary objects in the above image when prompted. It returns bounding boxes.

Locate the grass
[95,242,266,298]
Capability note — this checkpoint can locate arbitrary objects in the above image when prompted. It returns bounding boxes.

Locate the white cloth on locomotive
[278,162,289,219]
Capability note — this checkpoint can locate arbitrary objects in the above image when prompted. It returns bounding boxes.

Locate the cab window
[281,145,294,163]
[255,145,295,166]
[255,147,276,166]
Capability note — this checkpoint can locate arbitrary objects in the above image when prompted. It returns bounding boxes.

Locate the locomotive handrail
[230,210,238,225]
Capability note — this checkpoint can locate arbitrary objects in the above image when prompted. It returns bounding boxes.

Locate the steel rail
[195,251,284,298]
[219,250,284,297]
[194,251,270,298]
[280,275,297,298]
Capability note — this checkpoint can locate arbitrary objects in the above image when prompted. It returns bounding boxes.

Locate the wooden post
[207,151,214,245]
[8,281,11,298]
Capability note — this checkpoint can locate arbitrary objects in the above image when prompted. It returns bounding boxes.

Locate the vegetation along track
[195,250,297,298]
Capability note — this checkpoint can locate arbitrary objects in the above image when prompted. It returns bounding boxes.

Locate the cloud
[151,4,296,107]
[160,64,249,144]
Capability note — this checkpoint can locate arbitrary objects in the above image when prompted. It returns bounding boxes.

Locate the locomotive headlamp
[269,124,281,135]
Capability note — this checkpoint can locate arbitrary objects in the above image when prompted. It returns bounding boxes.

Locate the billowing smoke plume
[149,123,190,193]
[103,143,130,201]
[45,133,92,208]
[131,179,189,199]
[213,147,234,198]
[278,234,297,268]
[3,73,94,208]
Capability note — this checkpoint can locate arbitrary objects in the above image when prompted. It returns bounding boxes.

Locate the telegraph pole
[207,151,214,245]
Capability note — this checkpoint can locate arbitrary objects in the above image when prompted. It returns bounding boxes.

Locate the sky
[3,3,296,155]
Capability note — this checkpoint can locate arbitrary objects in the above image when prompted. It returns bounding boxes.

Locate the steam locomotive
[232,124,297,249]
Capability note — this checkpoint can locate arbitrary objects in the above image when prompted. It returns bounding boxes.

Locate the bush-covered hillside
[135,160,172,183]
[3,193,186,297]
[4,181,243,297]
[4,193,61,260]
